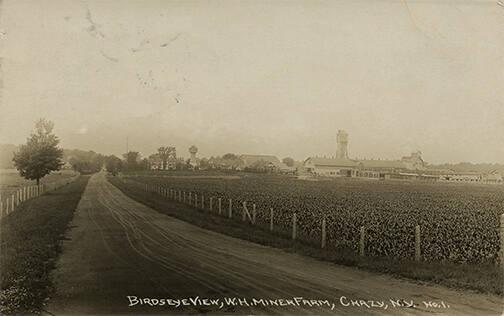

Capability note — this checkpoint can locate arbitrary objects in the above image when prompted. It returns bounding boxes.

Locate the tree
[222,153,237,160]
[67,150,104,174]
[105,155,122,175]
[139,158,150,171]
[123,151,140,171]
[157,146,176,170]
[13,119,64,185]
[148,153,162,170]
[282,157,295,167]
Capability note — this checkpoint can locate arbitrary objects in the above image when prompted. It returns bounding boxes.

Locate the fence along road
[0,173,80,220]
[46,172,503,315]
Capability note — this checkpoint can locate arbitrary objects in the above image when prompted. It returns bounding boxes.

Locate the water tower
[336,130,349,159]
[189,145,199,167]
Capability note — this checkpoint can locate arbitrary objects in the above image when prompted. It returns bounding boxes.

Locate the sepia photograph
[0,0,503,315]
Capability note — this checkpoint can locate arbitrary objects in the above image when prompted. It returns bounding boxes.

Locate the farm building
[304,157,359,177]
[482,170,503,184]
[240,154,294,173]
[439,172,482,182]
[303,130,426,179]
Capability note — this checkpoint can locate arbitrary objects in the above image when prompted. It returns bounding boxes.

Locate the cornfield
[126,174,504,263]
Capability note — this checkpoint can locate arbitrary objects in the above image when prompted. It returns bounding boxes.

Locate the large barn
[303,130,425,178]
[304,157,358,177]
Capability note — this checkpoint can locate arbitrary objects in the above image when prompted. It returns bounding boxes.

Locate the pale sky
[0,0,503,163]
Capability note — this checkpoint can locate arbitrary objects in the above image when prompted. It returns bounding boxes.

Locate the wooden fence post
[242,202,247,221]
[415,225,421,261]
[500,213,504,268]
[228,199,232,218]
[183,191,186,203]
[0,200,3,217]
[210,197,213,212]
[189,192,192,205]
[321,217,327,249]
[195,193,198,208]
[269,208,274,231]
[218,198,222,215]
[252,203,256,224]
[359,226,365,256]
[11,195,15,211]
[201,195,204,209]
[292,213,297,240]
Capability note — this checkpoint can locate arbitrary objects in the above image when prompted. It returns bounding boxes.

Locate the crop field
[123,173,504,264]
[0,169,79,200]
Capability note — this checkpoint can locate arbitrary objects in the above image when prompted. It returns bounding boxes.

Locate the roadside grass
[109,177,503,296]
[0,176,90,315]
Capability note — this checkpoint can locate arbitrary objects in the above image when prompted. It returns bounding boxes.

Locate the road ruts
[46,172,503,315]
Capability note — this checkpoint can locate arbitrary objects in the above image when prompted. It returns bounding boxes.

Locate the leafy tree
[139,158,150,171]
[282,157,295,167]
[199,157,209,170]
[157,146,176,170]
[13,119,64,184]
[222,153,237,160]
[67,150,104,174]
[105,155,122,175]
[148,153,162,169]
[123,151,140,171]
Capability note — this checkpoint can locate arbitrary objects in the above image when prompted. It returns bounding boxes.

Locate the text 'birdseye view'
[0,1,503,315]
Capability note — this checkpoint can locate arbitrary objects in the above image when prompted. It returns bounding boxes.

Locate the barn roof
[240,154,282,167]
[360,160,406,169]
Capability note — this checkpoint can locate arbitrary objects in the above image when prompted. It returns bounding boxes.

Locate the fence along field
[0,169,80,218]
[120,174,504,264]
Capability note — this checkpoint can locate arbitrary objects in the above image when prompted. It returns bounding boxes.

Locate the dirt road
[46,173,503,315]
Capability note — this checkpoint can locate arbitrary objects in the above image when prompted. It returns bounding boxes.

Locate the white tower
[188,145,199,168]
[336,130,349,159]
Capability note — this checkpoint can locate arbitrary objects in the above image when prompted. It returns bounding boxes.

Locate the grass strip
[0,176,90,315]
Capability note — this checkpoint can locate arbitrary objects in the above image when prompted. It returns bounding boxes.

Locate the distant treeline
[0,144,114,174]
[1,144,502,174]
